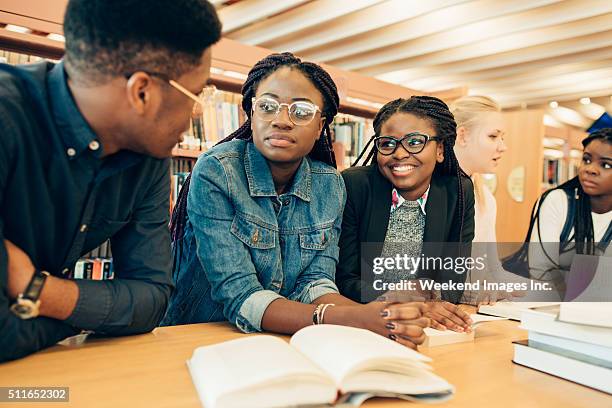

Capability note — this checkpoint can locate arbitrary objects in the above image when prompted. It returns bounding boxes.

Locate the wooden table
[0,320,610,408]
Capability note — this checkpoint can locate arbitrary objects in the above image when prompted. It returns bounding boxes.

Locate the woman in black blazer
[336,96,475,332]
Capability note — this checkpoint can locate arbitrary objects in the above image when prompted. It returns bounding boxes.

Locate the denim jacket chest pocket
[230,213,282,290]
[298,223,334,270]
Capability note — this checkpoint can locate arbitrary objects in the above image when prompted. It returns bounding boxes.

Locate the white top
[473,184,498,243]
[529,189,612,275]
[463,183,530,304]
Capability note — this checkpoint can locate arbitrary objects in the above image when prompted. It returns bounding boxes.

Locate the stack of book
[513,303,612,394]
[478,301,560,320]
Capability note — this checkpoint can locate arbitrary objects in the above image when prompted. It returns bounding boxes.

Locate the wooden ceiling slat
[261,0,464,53]
[334,0,610,70]
[311,0,562,65]
[227,0,383,45]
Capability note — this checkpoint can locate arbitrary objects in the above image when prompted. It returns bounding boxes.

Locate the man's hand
[4,240,36,299]
[4,240,78,320]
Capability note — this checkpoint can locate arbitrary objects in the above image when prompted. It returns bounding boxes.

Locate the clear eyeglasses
[251,96,321,126]
[374,132,441,155]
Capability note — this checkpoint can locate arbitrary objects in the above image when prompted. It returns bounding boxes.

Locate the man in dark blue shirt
[0,0,221,361]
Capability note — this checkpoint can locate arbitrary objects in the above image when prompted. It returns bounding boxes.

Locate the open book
[187,325,454,408]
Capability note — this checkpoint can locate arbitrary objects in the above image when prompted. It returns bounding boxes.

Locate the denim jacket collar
[244,142,312,202]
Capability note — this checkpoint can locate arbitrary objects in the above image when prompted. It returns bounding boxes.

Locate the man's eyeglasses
[251,96,321,126]
[374,132,441,155]
[124,71,204,106]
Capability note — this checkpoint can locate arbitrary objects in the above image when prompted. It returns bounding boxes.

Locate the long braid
[170,52,339,242]
[355,96,466,240]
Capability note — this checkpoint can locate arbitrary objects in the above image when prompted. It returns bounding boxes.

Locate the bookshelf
[1,2,467,278]
[332,113,374,170]
[541,125,586,191]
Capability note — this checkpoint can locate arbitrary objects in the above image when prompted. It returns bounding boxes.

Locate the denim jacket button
[252,229,259,243]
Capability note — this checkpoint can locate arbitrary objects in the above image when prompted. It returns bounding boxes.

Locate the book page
[289,325,430,386]
[189,335,335,408]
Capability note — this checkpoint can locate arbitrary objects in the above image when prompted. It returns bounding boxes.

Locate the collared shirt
[390,186,430,215]
[162,140,346,333]
[0,61,172,362]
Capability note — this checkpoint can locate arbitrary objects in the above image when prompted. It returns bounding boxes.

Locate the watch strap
[22,269,50,301]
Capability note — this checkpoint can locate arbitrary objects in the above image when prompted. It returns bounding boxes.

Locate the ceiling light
[549,101,559,109]
[580,97,591,105]
[46,33,65,42]
[5,24,30,34]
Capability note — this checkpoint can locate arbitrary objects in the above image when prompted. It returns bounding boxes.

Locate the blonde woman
[452,96,525,304]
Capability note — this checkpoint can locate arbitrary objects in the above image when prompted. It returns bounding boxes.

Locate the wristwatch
[10,269,50,319]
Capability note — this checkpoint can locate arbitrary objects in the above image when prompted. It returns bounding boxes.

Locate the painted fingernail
[385,322,396,330]
[389,334,397,341]
[380,309,390,318]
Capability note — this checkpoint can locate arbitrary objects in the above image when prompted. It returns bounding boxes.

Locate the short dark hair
[63,0,222,84]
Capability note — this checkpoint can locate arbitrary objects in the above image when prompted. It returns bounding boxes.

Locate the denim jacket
[162,140,346,332]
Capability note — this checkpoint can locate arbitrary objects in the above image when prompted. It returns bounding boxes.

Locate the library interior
[0,1,611,407]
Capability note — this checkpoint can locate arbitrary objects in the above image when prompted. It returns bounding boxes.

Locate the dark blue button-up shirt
[0,61,173,362]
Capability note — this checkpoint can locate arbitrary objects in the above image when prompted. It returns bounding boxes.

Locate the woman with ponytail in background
[451,96,525,305]
[336,96,475,333]
[162,53,429,349]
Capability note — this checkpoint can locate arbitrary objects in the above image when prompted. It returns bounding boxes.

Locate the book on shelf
[171,158,195,207]
[73,258,114,280]
[512,303,612,394]
[72,239,114,280]
[332,114,373,169]
[187,324,454,408]
[422,314,507,347]
[541,157,567,189]
[0,50,46,65]
[180,87,246,152]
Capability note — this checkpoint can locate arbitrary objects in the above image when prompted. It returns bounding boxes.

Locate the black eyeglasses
[374,133,441,155]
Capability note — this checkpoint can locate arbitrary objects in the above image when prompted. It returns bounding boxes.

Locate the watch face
[12,303,31,314]
[10,298,38,319]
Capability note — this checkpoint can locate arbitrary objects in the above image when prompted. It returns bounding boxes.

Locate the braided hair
[353,96,467,240]
[170,52,340,242]
[553,127,612,255]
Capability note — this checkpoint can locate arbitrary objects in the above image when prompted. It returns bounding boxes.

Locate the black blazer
[336,164,475,303]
